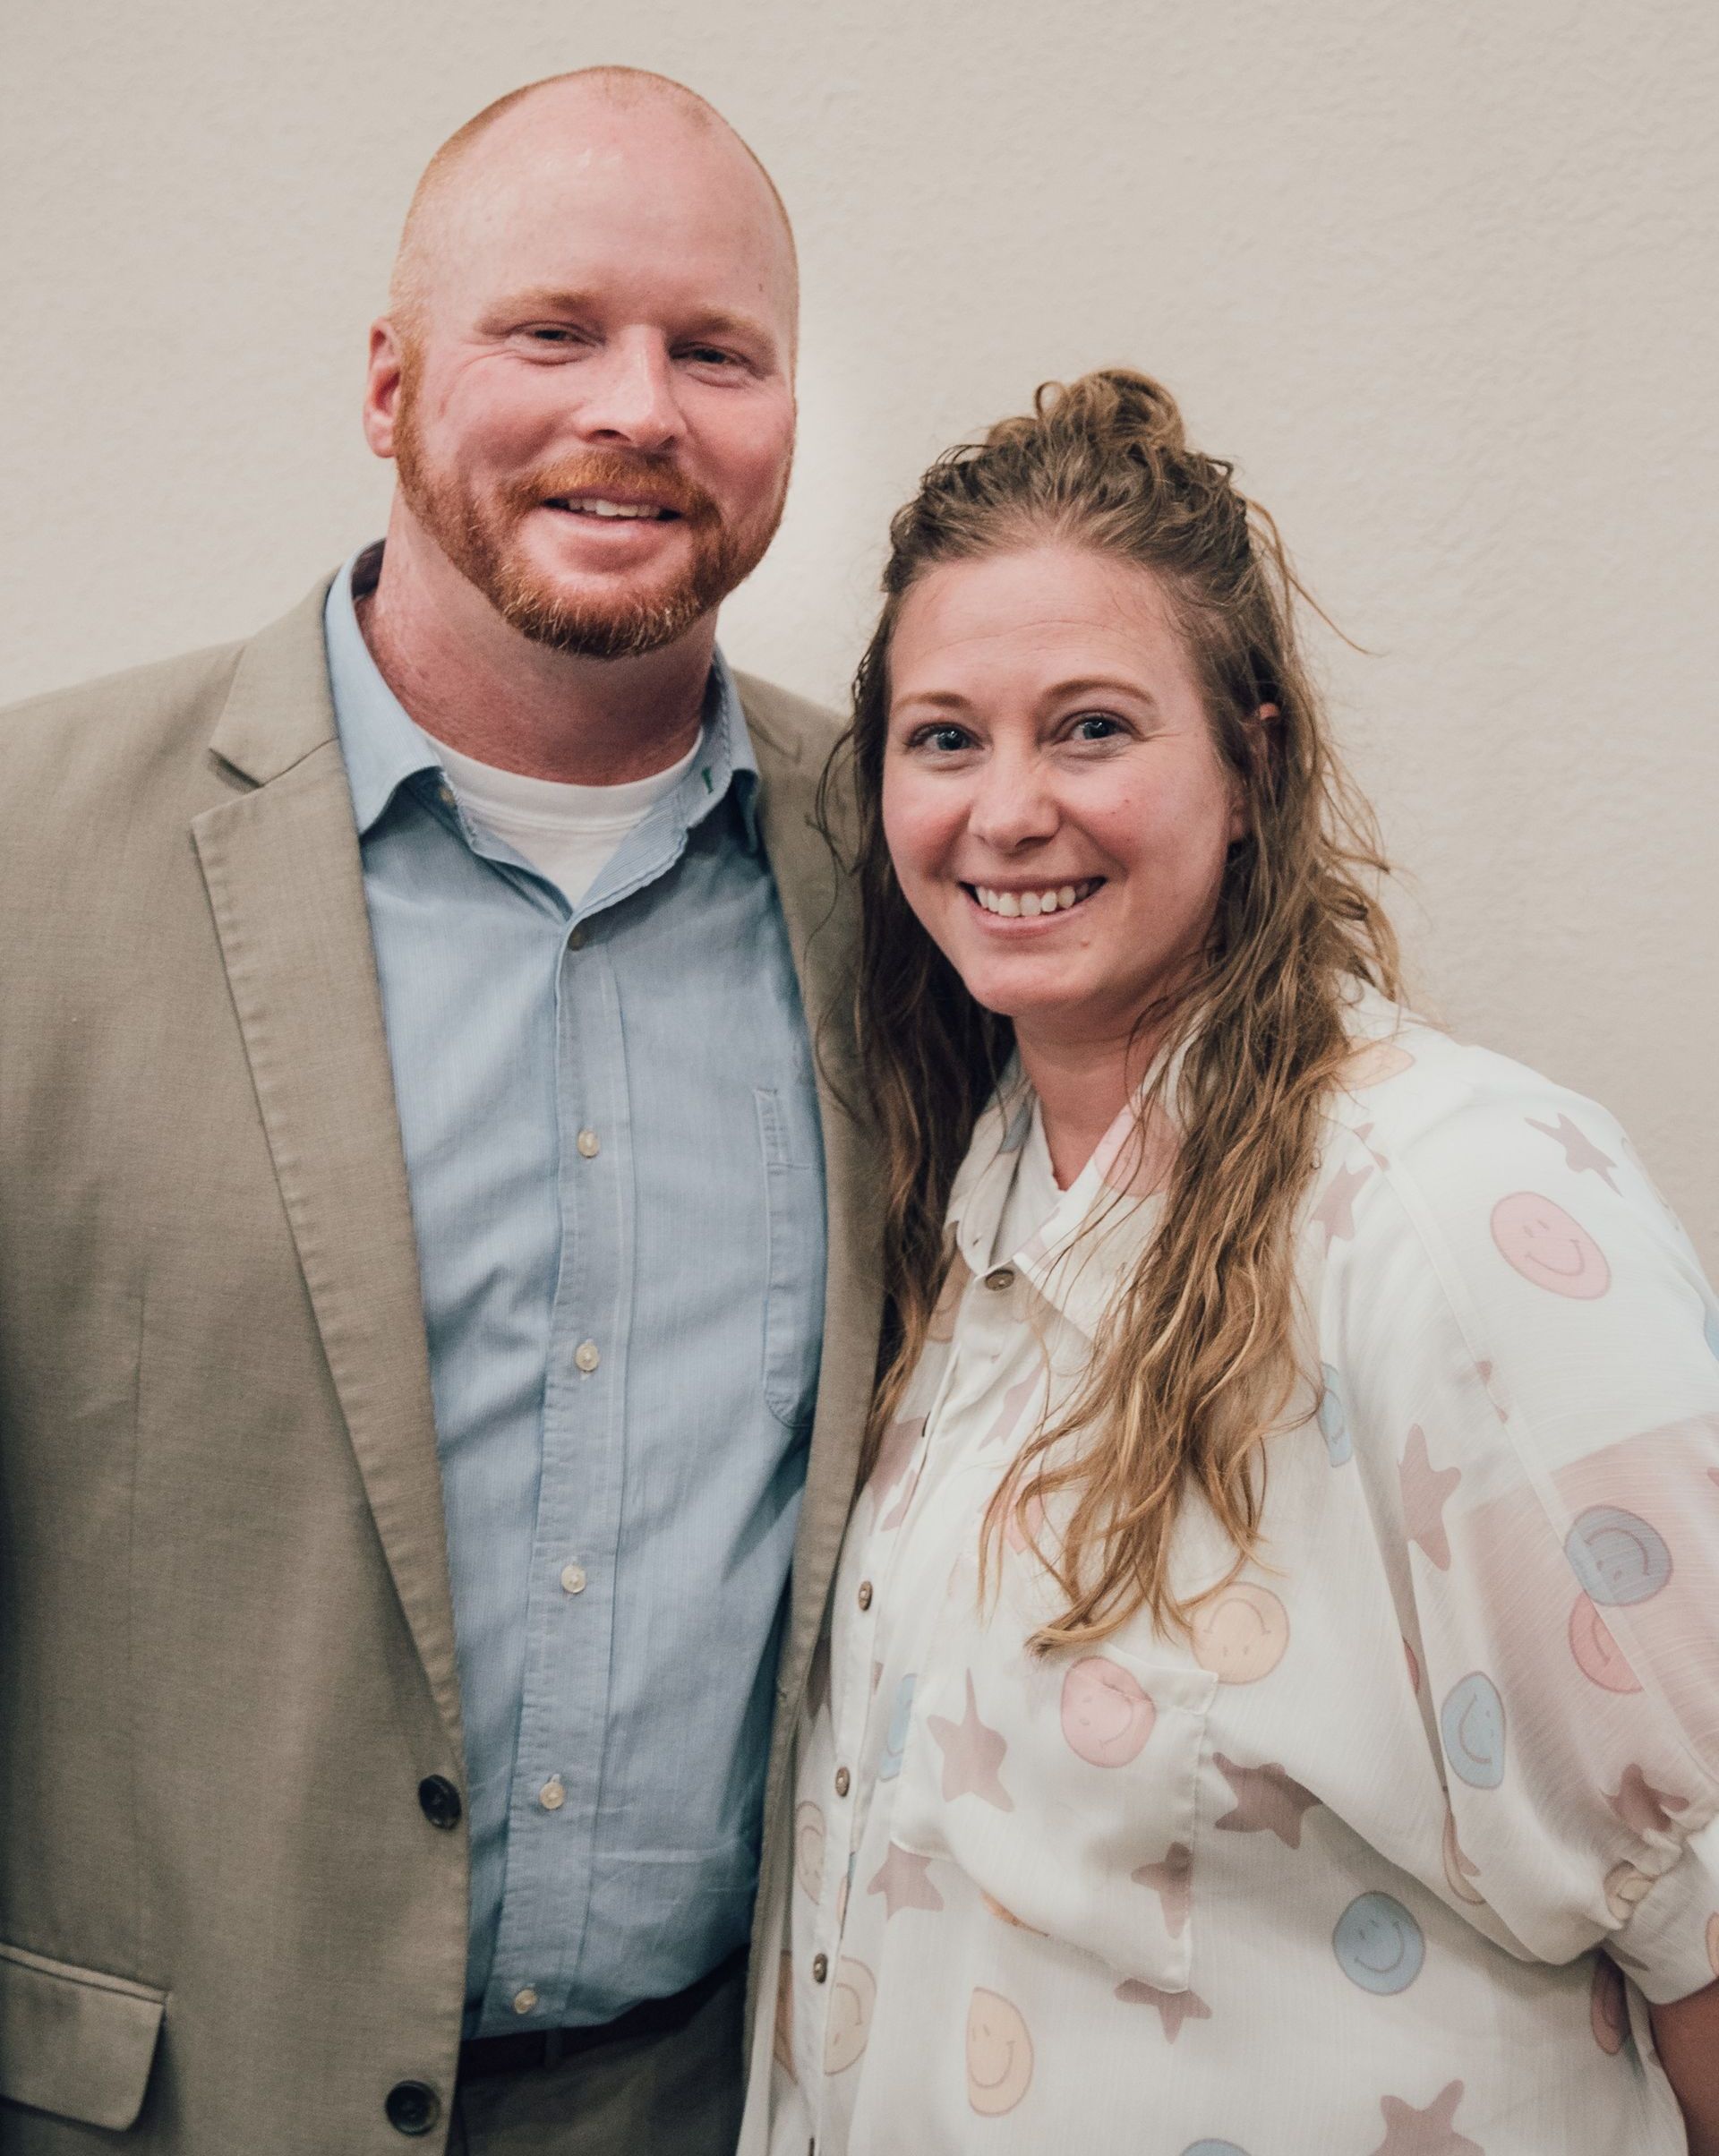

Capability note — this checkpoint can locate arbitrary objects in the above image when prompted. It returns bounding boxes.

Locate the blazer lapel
[191,584,463,1753]
[743,687,885,1740]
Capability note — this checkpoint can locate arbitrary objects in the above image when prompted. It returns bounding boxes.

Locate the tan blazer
[0,581,882,2152]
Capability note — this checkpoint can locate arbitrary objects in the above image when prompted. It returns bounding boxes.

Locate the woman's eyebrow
[1043,675,1160,709]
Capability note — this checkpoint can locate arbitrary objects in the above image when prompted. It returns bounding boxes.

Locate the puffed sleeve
[1318,1055,1719,2003]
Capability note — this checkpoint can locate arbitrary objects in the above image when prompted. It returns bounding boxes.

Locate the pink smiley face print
[1491,1192,1612,1299]
[1060,1656,1157,1767]
[1567,1594,1644,1694]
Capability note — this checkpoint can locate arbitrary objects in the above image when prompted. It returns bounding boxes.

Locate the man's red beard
[391,371,788,661]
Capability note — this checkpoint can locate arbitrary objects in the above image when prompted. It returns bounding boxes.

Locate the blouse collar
[946,1047,1184,1345]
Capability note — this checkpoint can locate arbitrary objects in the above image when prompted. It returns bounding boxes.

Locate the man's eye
[525,326,582,346]
[682,346,740,368]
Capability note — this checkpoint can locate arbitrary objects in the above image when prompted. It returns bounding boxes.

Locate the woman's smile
[963,876,1105,921]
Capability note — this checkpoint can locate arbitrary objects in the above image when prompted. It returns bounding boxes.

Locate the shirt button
[512,1988,539,2016]
[436,781,456,808]
[574,1340,601,1374]
[856,1580,873,1612]
[811,1954,828,1983]
[984,1266,1015,1291]
[560,1562,587,1596]
[539,1776,566,1811]
[834,1767,851,1798]
[567,927,586,951]
[576,1129,601,1159]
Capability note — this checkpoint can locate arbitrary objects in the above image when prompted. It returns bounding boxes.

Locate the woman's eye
[915,724,973,754]
[1069,713,1125,742]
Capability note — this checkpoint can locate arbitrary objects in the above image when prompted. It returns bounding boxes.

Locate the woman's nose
[967,751,1059,851]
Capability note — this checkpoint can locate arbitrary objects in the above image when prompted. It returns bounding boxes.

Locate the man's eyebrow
[482,288,779,350]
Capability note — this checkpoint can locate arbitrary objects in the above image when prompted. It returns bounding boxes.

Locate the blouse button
[834,1767,851,1798]
[984,1266,1015,1291]
[811,1954,828,1983]
[856,1581,873,1612]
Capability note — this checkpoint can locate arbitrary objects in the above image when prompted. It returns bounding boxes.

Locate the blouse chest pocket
[886,1561,1217,1990]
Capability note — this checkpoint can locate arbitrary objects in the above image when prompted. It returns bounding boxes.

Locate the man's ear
[362,319,407,461]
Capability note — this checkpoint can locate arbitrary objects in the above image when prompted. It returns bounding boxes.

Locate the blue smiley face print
[1564,1506,1673,1608]
[1317,1365,1352,1467]
[1440,1671,1507,1789]
[878,1673,917,1781]
[1332,1891,1425,1995]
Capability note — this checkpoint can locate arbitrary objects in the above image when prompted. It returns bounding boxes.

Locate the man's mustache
[501,451,721,527]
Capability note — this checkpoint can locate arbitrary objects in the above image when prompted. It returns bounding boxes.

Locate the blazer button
[811,1953,828,1983]
[385,2081,440,2136]
[417,1775,462,1831]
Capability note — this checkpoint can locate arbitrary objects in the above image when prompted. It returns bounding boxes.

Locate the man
[0,69,879,2156]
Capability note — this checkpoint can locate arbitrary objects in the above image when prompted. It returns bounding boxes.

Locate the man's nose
[573,333,685,454]
[967,749,1058,850]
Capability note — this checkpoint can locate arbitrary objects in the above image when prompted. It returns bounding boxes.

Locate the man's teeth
[971,881,1095,918]
[559,498,668,519]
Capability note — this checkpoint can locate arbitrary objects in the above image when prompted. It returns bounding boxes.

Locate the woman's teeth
[971,880,1098,918]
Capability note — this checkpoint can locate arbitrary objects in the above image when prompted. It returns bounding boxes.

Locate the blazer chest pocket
[889,1611,1216,1990]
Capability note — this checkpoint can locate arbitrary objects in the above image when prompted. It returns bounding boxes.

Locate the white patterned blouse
[749,990,1719,2156]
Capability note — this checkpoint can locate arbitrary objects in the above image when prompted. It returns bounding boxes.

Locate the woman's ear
[1227,704,1279,847]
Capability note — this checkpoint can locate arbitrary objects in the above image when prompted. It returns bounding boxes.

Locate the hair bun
[1011,368,1193,459]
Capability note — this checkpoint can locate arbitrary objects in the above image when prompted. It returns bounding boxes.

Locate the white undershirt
[428,733,700,907]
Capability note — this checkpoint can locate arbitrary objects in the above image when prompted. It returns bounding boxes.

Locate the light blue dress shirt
[322,546,826,2035]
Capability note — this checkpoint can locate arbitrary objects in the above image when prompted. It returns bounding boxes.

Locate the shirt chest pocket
[754,1085,827,1431]
[885,1573,1216,1990]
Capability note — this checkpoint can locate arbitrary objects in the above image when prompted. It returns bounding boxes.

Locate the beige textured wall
[4,1,1715,1265]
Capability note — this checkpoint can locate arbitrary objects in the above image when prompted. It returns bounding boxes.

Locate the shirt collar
[947,1048,1184,1345]
[322,540,760,851]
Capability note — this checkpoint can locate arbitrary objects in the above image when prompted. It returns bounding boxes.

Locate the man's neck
[355,506,716,785]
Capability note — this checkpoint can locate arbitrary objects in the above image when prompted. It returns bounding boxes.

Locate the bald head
[389,68,797,343]
[362,66,800,675]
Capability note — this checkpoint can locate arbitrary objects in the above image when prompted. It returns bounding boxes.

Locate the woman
[751,371,1719,2154]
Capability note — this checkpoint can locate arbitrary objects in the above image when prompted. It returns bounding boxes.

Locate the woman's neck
[1015,1024,1153,1189]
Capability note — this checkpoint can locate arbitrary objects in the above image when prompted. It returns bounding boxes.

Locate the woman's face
[882,543,1245,1055]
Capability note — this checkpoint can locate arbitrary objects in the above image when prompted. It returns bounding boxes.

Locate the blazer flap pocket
[0,1941,166,2129]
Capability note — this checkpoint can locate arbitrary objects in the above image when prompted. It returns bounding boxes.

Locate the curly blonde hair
[824,368,1403,1644]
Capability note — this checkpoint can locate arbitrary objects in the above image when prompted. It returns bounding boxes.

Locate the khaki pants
[449,1957,746,2156]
